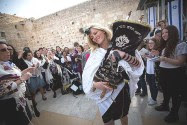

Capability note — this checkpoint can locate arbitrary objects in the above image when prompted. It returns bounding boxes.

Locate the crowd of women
[0,41,90,125]
[135,20,187,123]
[82,20,187,125]
[0,19,187,125]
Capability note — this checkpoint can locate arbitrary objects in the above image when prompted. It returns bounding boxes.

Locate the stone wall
[0,13,35,50]
[1,0,145,51]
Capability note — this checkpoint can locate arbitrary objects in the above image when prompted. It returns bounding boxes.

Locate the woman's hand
[151,50,159,56]
[44,57,49,63]
[75,58,78,62]
[18,50,24,59]
[20,72,32,81]
[159,56,166,62]
[112,50,125,61]
[142,54,147,59]
[35,62,39,68]
[22,67,35,74]
[93,82,113,91]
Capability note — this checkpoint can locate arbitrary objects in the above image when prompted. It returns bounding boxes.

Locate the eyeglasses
[8,48,13,50]
[0,48,12,52]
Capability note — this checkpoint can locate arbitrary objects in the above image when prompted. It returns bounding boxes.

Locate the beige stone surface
[32,88,187,125]
[0,0,145,51]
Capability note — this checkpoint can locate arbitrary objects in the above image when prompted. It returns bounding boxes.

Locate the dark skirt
[102,84,131,123]
[0,98,32,125]
[159,67,186,96]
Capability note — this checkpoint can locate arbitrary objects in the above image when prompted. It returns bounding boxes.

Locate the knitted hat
[111,20,151,56]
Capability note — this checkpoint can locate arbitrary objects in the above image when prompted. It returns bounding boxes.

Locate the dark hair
[34,50,43,60]
[148,38,158,51]
[158,20,166,26]
[23,50,32,59]
[7,44,18,61]
[73,42,79,47]
[38,47,43,51]
[23,47,31,52]
[56,46,61,49]
[160,25,179,57]
[62,51,67,56]
[64,47,70,54]
[0,41,7,45]
[78,45,84,52]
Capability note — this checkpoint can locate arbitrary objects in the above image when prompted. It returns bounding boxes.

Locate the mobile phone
[149,56,160,62]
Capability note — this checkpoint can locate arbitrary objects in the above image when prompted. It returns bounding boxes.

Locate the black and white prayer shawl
[82,48,144,116]
[0,61,26,109]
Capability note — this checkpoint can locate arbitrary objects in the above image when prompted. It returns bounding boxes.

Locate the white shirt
[146,58,155,74]
[82,48,144,115]
[61,56,71,64]
[160,42,187,68]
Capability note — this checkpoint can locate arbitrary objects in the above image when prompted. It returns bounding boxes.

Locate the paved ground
[31,86,187,125]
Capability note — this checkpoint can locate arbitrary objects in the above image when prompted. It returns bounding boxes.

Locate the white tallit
[24,57,43,79]
[82,48,144,115]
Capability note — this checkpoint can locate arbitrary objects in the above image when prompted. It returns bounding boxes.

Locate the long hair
[7,44,18,62]
[86,24,112,50]
[34,50,43,60]
[159,25,179,57]
[23,50,32,60]
[147,37,158,51]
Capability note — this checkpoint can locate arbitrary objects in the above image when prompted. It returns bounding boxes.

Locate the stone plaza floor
[30,86,187,125]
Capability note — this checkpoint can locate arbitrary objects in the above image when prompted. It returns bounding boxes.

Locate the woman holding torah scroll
[82,20,150,125]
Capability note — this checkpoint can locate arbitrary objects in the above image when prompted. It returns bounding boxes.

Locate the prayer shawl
[82,48,144,115]
[24,57,43,79]
[45,59,62,84]
[0,61,26,110]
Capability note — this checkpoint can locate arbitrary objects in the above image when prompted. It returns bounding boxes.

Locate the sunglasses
[84,27,91,35]
[0,48,12,52]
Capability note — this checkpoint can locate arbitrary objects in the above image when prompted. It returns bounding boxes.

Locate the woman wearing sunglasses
[0,41,35,125]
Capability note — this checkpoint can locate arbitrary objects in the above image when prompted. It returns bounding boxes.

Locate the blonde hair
[86,24,112,50]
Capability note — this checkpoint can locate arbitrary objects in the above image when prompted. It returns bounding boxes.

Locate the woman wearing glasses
[0,41,34,125]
